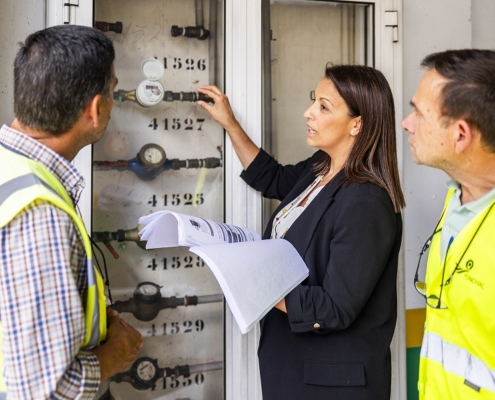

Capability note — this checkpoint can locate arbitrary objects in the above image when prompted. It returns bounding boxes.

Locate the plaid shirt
[0,125,100,399]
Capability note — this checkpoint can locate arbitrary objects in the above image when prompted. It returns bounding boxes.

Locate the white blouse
[271,176,325,239]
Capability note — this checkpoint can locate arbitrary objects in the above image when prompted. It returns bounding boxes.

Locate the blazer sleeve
[240,148,324,201]
[285,188,400,333]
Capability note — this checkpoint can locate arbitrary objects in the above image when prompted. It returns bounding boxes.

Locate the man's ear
[85,94,103,128]
[453,118,474,155]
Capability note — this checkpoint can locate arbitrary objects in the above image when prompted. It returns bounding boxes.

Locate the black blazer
[241,149,402,400]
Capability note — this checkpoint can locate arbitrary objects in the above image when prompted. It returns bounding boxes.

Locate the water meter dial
[133,281,162,304]
[137,144,166,168]
[132,357,160,389]
[135,58,165,107]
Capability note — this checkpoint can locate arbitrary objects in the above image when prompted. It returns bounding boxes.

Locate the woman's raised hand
[197,85,259,170]
[197,85,240,131]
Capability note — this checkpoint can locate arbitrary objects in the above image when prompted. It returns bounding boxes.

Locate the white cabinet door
[225,1,405,399]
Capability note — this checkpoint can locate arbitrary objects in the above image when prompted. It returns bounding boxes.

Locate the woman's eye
[320,104,327,111]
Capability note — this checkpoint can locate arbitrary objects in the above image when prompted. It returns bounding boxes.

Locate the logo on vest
[445,259,484,289]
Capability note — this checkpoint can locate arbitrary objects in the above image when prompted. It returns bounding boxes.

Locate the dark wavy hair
[421,49,495,153]
[314,63,405,212]
[14,25,115,135]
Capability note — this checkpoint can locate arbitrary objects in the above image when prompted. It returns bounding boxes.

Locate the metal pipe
[196,294,223,304]
[188,361,223,374]
[195,0,204,28]
[164,91,211,102]
[94,21,123,34]
[171,0,209,40]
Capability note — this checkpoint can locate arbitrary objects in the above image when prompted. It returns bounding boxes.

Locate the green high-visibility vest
[0,144,107,393]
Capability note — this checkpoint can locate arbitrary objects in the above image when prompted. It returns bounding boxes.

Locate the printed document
[139,210,260,248]
[138,210,309,334]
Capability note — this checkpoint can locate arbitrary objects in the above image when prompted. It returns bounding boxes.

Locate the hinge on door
[384,10,399,43]
[63,0,79,25]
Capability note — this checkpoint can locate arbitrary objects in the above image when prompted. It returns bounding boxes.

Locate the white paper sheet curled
[138,210,260,248]
[190,239,308,334]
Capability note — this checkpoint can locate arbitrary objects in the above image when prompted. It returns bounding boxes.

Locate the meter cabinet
[90,1,225,399]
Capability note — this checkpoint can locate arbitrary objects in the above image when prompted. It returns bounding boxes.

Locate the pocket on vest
[303,360,366,387]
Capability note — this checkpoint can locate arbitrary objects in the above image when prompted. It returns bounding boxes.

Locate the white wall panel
[0,0,44,124]
[402,0,471,310]
[472,0,495,49]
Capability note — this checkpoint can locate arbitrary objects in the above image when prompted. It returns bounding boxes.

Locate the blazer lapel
[283,171,345,258]
[268,149,329,215]
[262,172,315,240]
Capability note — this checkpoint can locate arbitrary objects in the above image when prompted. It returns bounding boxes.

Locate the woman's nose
[303,104,314,120]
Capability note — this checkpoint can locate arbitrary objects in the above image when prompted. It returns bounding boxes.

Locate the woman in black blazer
[198,64,405,400]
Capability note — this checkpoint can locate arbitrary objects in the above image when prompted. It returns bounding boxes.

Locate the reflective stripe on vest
[421,332,495,393]
[0,173,59,205]
[0,145,107,392]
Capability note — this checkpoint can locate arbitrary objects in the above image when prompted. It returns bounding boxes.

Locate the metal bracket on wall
[63,0,79,24]
[385,10,399,43]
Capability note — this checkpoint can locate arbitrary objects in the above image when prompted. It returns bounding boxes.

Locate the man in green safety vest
[0,25,142,399]
[403,49,495,399]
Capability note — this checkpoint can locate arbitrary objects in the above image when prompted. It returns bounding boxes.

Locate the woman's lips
[306,127,316,137]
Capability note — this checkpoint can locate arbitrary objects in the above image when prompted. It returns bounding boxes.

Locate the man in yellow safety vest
[403,49,495,399]
[0,25,142,399]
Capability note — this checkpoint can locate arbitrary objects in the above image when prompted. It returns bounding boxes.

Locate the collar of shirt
[439,179,495,258]
[445,179,495,215]
[0,124,85,205]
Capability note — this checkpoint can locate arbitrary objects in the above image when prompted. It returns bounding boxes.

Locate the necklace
[319,169,339,185]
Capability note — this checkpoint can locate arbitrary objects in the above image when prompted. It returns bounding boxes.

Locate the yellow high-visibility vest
[0,144,107,393]
[419,189,495,399]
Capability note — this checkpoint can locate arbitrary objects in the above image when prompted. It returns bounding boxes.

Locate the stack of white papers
[138,210,309,334]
